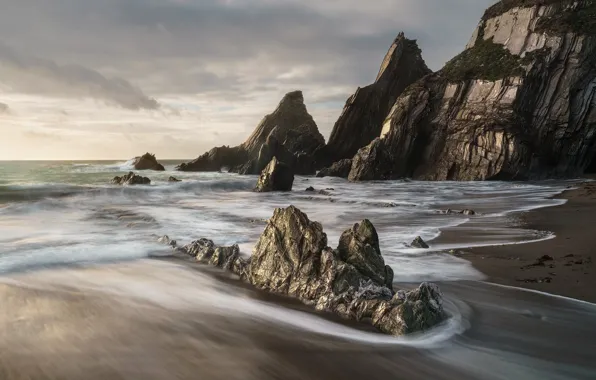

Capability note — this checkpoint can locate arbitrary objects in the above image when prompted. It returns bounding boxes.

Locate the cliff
[176,91,325,174]
[349,0,596,181]
[319,33,431,165]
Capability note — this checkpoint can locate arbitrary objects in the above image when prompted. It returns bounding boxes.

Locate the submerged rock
[254,157,294,192]
[132,153,165,171]
[305,186,316,192]
[168,176,181,182]
[410,236,429,249]
[178,205,447,336]
[111,172,151,185]
[316,159,353,179]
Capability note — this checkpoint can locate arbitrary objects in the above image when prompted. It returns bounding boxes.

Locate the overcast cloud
[0,0,495,160]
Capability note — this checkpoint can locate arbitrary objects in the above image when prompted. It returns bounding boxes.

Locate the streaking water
[0,160,593,379]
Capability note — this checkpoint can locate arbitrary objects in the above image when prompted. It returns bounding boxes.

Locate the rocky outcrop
[349,0,596,181]
[111,172,151,185]
[132,153,165,171]
[318,33,431,166]
[410,236,429,249]
[254,157,294,192]
[177,91,325,174]
[173,206,447,336]
[316,159,353,178]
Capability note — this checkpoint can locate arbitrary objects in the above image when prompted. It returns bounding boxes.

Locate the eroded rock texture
[173,206,447,336]
[349,0,596,181]
[319,33,431,165]
[132,153,165,171]
[316,159,353,178]
[177,91,325,174]
[111,172,151,185]
[254,157,295,192]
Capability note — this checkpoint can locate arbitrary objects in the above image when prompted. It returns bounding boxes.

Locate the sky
[0,0,495,160]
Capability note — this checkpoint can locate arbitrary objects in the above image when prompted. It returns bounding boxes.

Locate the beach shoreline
[462,179,596,303]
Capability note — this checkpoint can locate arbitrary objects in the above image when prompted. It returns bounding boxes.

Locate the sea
[0,160,595,380]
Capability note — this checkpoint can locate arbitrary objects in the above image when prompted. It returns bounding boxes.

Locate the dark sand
[464,180,596,303]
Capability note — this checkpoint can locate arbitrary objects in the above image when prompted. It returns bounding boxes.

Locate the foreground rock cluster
[163,206,447,336]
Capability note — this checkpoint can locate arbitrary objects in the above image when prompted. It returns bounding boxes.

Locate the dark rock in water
[346,1,596,181]
[133,153,165,171]
[305,186,315,192]
[111,172,151,185]
[410,236,429,249]
[177,91,325,175]
[348,138,393,181]
[318,190,332,196]
[183,238,216,260]
[245,205,446,335]
[317,159,353,178]
[322,33,431,165]
[254,157,294,192]
[168,176,181,182]
[460,209,476,216]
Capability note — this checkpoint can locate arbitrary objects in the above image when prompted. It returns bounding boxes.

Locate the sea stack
[132,153,165,171]
[177,91,325,175]
[348,0,596,181]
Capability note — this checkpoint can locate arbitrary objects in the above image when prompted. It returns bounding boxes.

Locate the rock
[410,236,430,249]
[321,33,431,165]
[168,176,181,182]
[132,153,165,171]
[337,220,394,288]
[254,157,294,192]
[460,209,476,216]
[183,238,216,260]
[177,91,325,175]
[316,159,353,178]
[111,172,151,185]
[346,1,596,181]
[348,138,394,181]
[305,186,315,192]
[157,235,177,248]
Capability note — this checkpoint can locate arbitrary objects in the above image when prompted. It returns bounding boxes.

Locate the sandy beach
[465,179,596,303]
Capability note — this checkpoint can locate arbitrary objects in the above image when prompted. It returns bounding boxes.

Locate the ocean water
[0,160,594,379]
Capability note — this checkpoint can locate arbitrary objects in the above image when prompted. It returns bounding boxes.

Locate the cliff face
[177,91,325,174]
[350,0,596,181]
[320,33,431,165]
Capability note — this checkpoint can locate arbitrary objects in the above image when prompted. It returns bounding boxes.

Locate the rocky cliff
[176,91,325,174]
[349,0,596,181]
[319,33,431,166]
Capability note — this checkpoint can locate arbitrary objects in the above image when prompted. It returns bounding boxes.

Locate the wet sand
[464,180,596,303]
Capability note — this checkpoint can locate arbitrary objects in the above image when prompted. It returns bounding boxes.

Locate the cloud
[0,103,8,113]
[0,43,159,110]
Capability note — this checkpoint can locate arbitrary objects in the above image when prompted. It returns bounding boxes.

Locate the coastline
[464,179,596,303]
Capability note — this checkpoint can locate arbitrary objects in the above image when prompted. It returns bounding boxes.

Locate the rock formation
[254,157,295,192]
[111,172,151,185]
[316,159,353,178]
[349,0,596,181]
[410,236,429,249]
[168,176,181,182]
[170,206,447,336]
[318,33,431,166]
[132,153,165,171]
[177,91,325,175]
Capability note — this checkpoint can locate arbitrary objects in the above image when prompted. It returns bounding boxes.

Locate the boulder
[410,236,429,249]
[316,159,353,178]
[132,153,165,171]
[168,176,181,182]
[111,172,151,185]
[254,157,294,192]
[305,186,315,192]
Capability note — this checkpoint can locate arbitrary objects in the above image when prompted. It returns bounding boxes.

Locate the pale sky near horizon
[0,0,495,160]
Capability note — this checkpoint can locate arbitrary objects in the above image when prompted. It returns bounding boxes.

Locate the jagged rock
[157,235,177,248]
[132,153,165,171]
[461,209,476,215]
[168,176,181,182]
[111,172,151,185]
[348,138,393,181]
[316,159,353,178]
[254,157,294,192]
[348,1,596,181]
[183,238,216,260]
[319,33,431,166]
[305,186,315,192]
[177,91,325,175]
[410,236,429,249]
